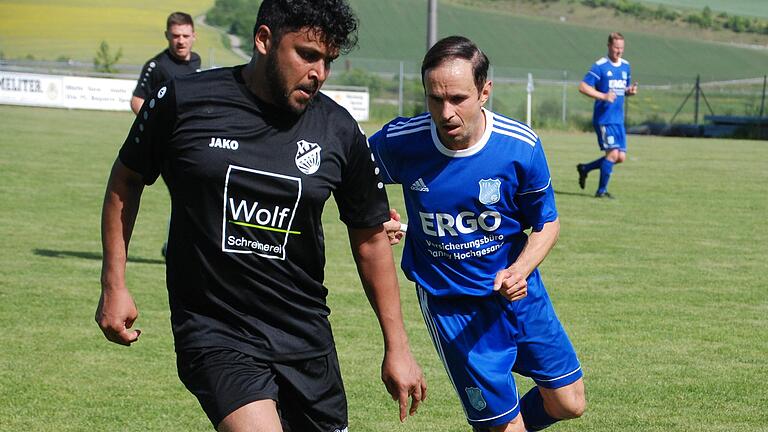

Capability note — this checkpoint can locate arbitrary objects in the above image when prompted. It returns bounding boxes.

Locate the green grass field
[350,0,768,84]
[1,104,766,431]
[1,0,767,84]
[0,0,243,67]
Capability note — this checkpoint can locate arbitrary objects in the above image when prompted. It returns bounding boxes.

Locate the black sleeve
[334,123,390,228]
[132,59,168,100]
[119,81,177,185]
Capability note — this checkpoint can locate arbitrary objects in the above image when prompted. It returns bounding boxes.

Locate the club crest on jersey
[478,179,501,205]
[295,140,321,175]
[465,387,487,411]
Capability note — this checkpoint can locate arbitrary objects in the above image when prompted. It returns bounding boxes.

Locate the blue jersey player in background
[577,32,638,198]
[370,36,585,432]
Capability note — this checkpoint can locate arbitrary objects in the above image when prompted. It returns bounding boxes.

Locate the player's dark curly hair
[421,36,489,94]
[254,0,359,54]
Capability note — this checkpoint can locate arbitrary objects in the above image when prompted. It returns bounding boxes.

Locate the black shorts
[176,347,348,431]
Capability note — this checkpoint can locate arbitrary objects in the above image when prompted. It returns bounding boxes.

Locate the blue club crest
[465,387,487,411]
[478,179,501,205]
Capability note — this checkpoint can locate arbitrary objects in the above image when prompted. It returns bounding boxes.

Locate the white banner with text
[0,70,370,121]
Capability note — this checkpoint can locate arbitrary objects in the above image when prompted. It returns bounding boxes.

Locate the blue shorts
[595,123,626,152]
[417,279,582,428]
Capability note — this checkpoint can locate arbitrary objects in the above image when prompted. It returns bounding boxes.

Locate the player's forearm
[100,160,144,291]
[349,226,411,353]
[511,218,560,278]
[578,82,608,101]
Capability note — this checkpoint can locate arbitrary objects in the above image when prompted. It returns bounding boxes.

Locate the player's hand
[493,267,528,302]
[603,90,617,103]
[383,208,405,246]
[381,349,427,422]
[95,288,141,346]
[627,82,639,95]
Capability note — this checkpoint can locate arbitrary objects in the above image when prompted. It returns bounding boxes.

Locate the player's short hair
[421,36,489,94]
[253,0,359,54]
[167,12,194,30]
[608,32,625,45]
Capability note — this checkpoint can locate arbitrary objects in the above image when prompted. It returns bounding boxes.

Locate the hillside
[350,0,768,84]
[0,0,242,67]
[0,0,765,85]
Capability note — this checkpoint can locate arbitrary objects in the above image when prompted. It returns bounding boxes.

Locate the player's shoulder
[140,50,169,71]
[175,65,231,86]
[489,111,540,148]
[381,113,432,139]
[594,57,609,66]
[620,58,630,66]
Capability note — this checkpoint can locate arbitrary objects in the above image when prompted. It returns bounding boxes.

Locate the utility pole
[427,0,438,50]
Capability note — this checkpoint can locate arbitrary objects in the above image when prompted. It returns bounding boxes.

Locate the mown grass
[1,104,766,431]
[0,0,243,67]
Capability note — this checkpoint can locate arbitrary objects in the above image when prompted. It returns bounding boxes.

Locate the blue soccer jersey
[369,109,558,297]
[583,56,631,125]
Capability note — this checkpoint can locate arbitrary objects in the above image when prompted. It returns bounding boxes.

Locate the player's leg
[512,273,584,431]
[176,348,284,432]
[596,124,626,197]
[538,378,585,421]
[218,400,282,432]
[576,125,606,189]
[272,350,349,432]
[417,286,522,431]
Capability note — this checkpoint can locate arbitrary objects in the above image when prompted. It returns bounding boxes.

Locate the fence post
[562,70,567,125]
[398,60,404,117]
[526,73,534,126]
[760,75,766,118]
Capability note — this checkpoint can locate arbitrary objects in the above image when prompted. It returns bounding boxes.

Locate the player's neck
[241,61,273,104]
[440,109,487,151]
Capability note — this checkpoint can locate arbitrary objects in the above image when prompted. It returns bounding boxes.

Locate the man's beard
[265,51,317,116]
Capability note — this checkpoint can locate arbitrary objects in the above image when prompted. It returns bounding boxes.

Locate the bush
[93,41,122,73]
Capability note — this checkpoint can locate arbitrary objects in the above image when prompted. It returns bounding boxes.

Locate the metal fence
[3,57,766,131]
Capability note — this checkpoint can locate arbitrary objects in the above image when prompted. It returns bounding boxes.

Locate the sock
[582,156,604,173]
[597,158,614,194]
[520,387,559,431]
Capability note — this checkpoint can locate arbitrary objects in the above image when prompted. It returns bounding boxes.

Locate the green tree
[93,41,123,73]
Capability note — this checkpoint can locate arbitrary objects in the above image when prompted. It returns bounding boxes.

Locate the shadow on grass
[553,189,593,197]
[33,249,164,265]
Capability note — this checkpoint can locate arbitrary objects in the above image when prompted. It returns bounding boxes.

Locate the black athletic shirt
[119,66,390,361]
[132,49,202,100]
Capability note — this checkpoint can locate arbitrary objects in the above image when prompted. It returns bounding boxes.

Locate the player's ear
[254,25,272,56]
[480,80,492,105]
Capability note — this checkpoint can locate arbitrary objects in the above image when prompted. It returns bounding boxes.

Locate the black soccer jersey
[132,49,201,100]
[119,66,390,360]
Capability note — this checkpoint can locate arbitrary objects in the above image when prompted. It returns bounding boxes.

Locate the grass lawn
[0,104,766,431]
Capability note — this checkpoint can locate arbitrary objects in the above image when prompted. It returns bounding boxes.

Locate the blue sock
[520,387,559,431]
[597,158,614,194]
[583,157,604,173]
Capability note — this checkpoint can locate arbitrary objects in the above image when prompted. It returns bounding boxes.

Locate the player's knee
[556,394,586,419]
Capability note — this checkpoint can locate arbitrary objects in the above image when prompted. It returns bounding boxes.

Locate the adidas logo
[410,178,429,192]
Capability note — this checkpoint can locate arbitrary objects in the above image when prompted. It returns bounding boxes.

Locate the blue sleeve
[515,139,557,232]
[368,126,398,184]
[582,63,600,87]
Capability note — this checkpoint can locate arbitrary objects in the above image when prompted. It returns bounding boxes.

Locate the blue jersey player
[370,36,585,432]
[577,32,638,198]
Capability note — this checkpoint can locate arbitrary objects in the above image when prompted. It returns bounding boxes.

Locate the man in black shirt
[96,1,426,431]
[130,11,201,114]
